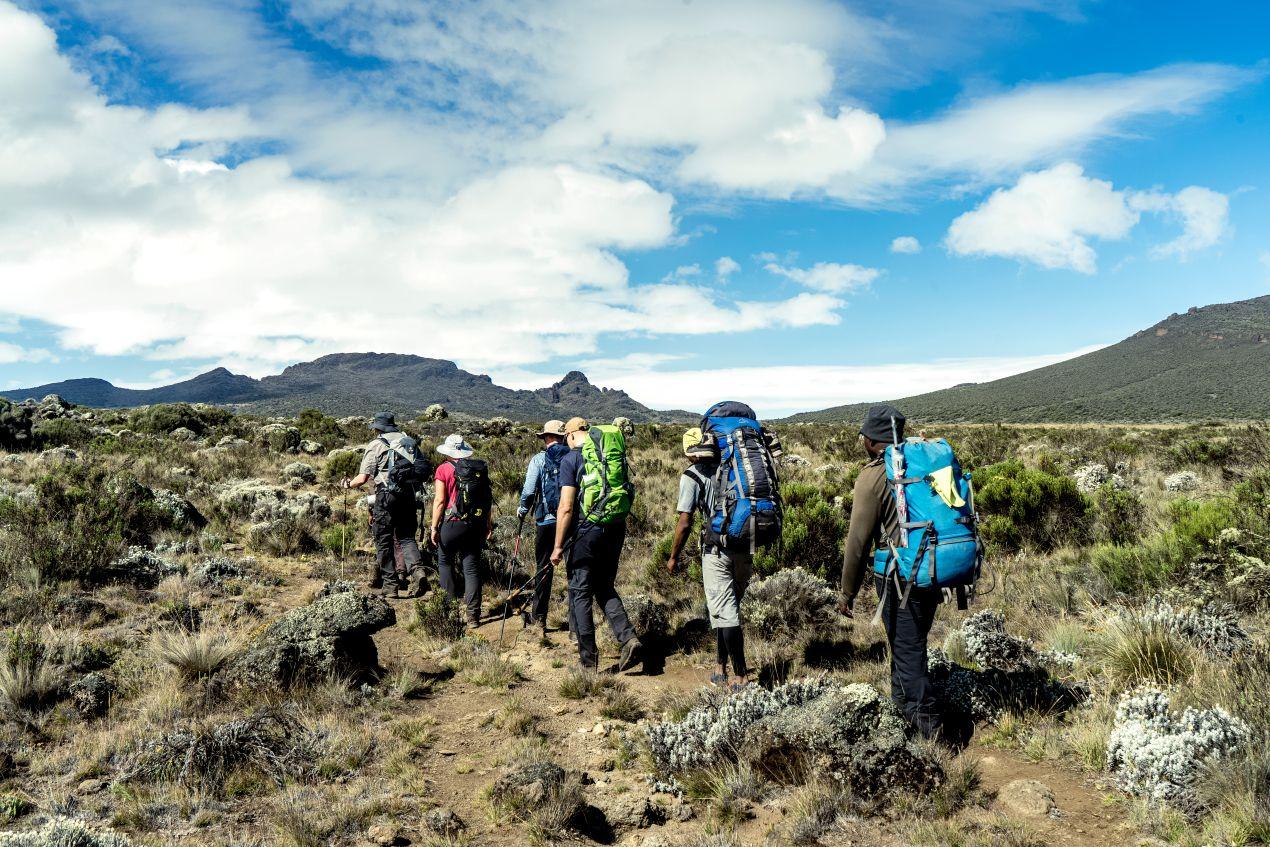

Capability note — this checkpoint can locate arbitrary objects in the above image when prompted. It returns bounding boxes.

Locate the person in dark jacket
[839,404,944,740]
[518,420,569,627]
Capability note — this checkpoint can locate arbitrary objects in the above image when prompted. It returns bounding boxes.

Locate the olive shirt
[839,457,901,604]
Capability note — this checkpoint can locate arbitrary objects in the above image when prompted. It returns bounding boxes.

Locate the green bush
[1167,437,1233,468]
[31,418,94,448]
[129,403,229,436]
[0,465,166,583]
[1091,497,1236,594]
[755,495,846,580]
[295,409,346,450]
[323,449,363,482]
[1095,483,1145,546]
[974,459,1092,552]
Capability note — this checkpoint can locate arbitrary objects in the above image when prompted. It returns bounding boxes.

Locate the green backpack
[578,424,635,525]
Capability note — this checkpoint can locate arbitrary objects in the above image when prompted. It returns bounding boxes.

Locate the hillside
[788,294,1270,423]
[1,352,687,422]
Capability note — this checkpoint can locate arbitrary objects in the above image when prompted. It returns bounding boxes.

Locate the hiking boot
[466,617,481,630]
[618,637,642,672]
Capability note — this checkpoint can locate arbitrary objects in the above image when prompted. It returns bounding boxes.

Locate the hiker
[342,412,427,599]
[550,417,641,672]
[666,427,752,687]
[431,433,493,628]
[517,420,570,628]
[838,405,944,740]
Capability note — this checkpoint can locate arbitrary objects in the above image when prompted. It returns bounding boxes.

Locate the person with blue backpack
[839,405,983,742]
[518,420,570,628]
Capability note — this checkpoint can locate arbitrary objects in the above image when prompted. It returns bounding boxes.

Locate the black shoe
[618,637,642,672]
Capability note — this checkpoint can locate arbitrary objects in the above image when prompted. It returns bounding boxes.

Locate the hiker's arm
[518,454,541,517]
[551,486,576,564]
[346,446,377,489]
[840,468,883,615]
[429,482,446,545]
[667,511,693,574]
[344,473,370,489]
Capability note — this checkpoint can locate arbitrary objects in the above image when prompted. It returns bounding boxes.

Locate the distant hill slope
[787,295,1270,423]
[1,352,689,422]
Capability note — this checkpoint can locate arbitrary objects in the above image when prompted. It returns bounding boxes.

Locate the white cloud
[715,256,740,279]
[505,344,1105,418]
[946,163,1229,272]
[765,261,881,293]
[0,3,846,376]
[0,341,53,365]
[890,236,921,254]
[1129,186,1230,259]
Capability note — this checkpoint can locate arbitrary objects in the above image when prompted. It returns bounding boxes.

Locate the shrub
[295,409,347,450]
[1168,437,1233,468]
[413,592,466,641]
[31,417,94,448]
[0,818,132,847]
[1101,618,1195,689]
[1107,687,1250,812]
[740,567,840,643]
[1096,483,1145,546]
[323,448,363,483]
[129,403,229,437]
[974,460,1092,552]
[755,496,846,581]
[0,627,62,712]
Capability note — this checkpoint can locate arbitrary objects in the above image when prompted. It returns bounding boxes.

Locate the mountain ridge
[785,294,1270,423]
[1,353,691,422]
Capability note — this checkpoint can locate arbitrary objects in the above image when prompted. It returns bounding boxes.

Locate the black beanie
[860,404,905,444]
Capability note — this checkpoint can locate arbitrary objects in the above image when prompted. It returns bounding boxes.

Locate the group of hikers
[342,400,984,741]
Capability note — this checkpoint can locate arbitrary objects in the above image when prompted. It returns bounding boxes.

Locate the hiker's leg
[879,579,942,738]
[370,505,398,592]
[393,503,425,594]
[531,522,555,624]
[462,526,482,624]
[719,626,747,678]
[568,529,600,668]
[876,577,905,707]
[702,548,742,631]
[594,525,635,645]
[436,523,460,600]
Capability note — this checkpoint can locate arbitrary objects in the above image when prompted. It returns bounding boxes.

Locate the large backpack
[538,441,570,518]
[450,458,493,525]
[700,401,783,553]
[578,424,635,526]
[378,435,433,509]
[872,437,982,604]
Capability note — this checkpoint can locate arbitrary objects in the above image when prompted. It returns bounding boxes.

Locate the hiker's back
[699,401,783,552]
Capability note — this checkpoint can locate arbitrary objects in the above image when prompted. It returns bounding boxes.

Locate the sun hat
[564,417,589,435]
[436,433,474,459]
[860,404,905,444]
[538,420,566,437]
[370,412,399,433]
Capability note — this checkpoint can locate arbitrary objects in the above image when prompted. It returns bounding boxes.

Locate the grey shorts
[702,547,752,629]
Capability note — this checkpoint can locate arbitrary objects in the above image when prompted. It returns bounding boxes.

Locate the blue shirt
[518,446,567,526]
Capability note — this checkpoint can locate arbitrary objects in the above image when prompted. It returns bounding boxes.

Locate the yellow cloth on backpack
[928,466,965,508]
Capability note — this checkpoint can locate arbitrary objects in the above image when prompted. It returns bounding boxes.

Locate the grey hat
[860,404,905,444]
[437,433,474,459]
[370,412,399,433]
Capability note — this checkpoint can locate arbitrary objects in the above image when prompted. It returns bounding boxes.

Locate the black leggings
[715,626,747,677]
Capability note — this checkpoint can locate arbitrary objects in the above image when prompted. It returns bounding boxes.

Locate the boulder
[590,789,660,830]
[169,427,197,442]
[213,435,250,450]
[224,591,395,690]
[490,761,568,810]
[299,439,324,455]
[422,807,465,837]
[420,404,448,422]
[0,398,34,450]
[997,779,1055,818]
[1164,471,1199,492]
[37,446,79,463]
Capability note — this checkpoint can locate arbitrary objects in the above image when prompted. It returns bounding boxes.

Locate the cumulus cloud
[0,342,53,365]
[946,162,1228,273]
[715,256,741,279]
[765,261,881,294]
[0,2,844,375]
[890,236,921,254]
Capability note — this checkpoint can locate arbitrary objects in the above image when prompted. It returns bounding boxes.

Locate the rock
[998,779,1055,817]
[490,761,567,810]
[37,446,79,463]
[281,462,318,485]
[422,807,465,836]
[225,591,396,690]
[420,404,448,422]
[299,439,324,455]
[69,672,113,719]
[102,546,183,588]
[613,417,635,437]
[365,823,400,845]
[169,427,197,442]
[783,454,811,467]
[214,435,250,450]
[591,790,660,830]
[1164,471,1199,492]
[77,777,107,795]
[0,398,35,450]
[1073,463,1127,494]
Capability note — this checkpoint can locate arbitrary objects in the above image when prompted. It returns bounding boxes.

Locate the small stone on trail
[366,823,400,845]
[77,778,107,794]
[998,778,1056,818]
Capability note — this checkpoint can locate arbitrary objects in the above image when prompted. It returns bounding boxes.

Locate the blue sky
[1,0,1267,416]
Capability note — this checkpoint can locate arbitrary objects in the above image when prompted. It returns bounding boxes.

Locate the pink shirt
[435,460,459,513]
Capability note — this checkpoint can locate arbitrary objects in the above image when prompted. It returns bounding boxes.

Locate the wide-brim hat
[370,412,398,433]
[437,433,474,459]
[538,419,566,437]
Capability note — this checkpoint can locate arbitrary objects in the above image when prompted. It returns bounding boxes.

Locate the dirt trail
[346,584,1139,847]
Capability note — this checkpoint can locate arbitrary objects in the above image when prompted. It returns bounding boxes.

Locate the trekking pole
[339,483,350,582]
[498,513,527,649]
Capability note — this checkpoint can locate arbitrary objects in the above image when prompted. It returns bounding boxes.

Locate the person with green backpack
[550,417,641,672]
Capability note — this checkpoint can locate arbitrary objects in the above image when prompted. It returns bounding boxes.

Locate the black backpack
[378,436,433,508]
[451,458,492,524]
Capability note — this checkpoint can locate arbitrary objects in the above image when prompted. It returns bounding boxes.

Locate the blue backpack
[538,442,569,518]
[700,401,783,553]
[872,438,982,602]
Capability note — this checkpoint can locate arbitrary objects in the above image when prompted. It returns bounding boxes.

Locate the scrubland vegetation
[0,394,1267,846]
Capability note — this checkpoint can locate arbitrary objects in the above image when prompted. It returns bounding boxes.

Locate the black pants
[567,522,635,668]
[438,521,483,623]
[716,626,747,677]
[530,522,556,624]
[876,577,943,739]
[371,500,422,592]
